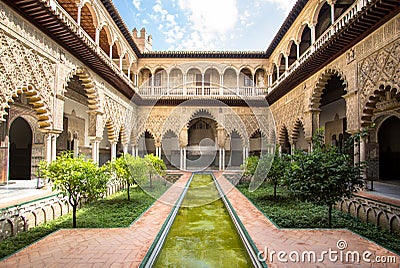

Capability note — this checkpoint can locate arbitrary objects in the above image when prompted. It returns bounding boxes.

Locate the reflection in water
[154,174,252,267]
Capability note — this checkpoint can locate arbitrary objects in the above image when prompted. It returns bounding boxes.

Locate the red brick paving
[0,172,192,268]
[1,171,399,267]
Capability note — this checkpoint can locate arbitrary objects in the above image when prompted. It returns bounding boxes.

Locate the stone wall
[337,196,400,233]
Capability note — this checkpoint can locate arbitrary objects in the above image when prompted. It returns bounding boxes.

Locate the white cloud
[178,0,238,33]
[152,4,163,13]
[149,2,185,48]
[261,0,296,13]
[132,0,141,11]
[142,19,149,24]
[176,0,238,50]
[239,9,253,27]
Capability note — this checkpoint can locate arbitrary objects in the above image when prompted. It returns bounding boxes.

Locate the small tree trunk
[150,174,153,189]
[127,182,130,201]
[328,204,332,228]
[72,205,77,228]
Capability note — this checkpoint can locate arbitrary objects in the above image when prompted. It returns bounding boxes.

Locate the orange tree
[144,154,166,189]
[286,130,364,228]
[39,152,108,227]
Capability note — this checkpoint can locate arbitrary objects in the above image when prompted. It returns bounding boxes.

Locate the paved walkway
[0,172,192,267]
[358,181,400,206]
[214,172,399,267]
[0,179,54,209]
[1,172,399,267]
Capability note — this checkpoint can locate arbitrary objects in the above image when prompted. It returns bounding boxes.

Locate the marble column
[45,133,52,163]
[360,137,367,180]
[91,139,100,164]
[111,142,117,159]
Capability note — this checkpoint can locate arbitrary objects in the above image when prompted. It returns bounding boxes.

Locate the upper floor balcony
[266,0,399,103]
[4,0,141,99]
[137,65,268,98]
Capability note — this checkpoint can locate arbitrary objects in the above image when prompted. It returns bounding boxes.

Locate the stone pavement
[214,172,400,267]
[358,181,400,206]
[0,179,54,209]
[1,172,399,267]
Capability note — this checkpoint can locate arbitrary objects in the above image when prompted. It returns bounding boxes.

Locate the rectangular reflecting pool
[153,174,253,267]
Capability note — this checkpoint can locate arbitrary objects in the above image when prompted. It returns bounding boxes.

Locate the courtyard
[0,169,399,267]
[0,0,400,266]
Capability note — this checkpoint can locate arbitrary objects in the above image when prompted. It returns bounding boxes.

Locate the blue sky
[113,0,297,51]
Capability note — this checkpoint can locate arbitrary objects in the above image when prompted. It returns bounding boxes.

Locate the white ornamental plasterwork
[0,29,55,129]
[160,106,219,139]
[145,113,167,143]
[271,93,304,141]
[0,3,59,62]
[123,106,136,142]
[252,107,276,142]
[240,114,265,139]
[358,40,400,120]
[160,108,182,138]
[223,113,249,146]
[102,95,128,137]
[134,107,155,143]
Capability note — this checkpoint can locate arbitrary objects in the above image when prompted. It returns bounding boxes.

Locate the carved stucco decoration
[310,67,348,110]
[65,68,101,113]
[0,29,55,129]
[272,92,305,144]
[358,40,400,126]
[223,113,249,146]
[290,117,306,142]
[102,94,129,142]
[138,105,263,148]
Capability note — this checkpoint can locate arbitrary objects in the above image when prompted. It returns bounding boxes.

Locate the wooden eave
[4,0,139,101]
[266,0,400,105]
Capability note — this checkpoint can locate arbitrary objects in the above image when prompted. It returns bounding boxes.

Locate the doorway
[378,116,400,180]
[9,117,32,179]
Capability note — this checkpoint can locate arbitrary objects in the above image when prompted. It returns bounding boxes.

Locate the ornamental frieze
[0,29,55,128]
[358,40,400,117]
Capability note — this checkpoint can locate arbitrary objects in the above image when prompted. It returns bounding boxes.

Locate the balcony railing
[138,85,266,97]
[269,0,373,92]
[46,0,134,88]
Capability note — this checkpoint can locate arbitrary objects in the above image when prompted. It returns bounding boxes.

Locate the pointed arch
[1,83,52,129]
[162,128,179,139]
[277,125,290,145]
[118,125,129,145]
[187,108,218,127]
[310,68,348,109]
[361,82,399,127]
[104,119,116,143]
[229,128,246,146]
[65,68,101,113]
[291,118,305,142]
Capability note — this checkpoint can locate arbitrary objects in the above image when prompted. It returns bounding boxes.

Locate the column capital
[89,136,102,142]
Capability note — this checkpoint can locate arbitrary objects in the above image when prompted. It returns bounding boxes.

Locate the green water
[154,174,253,267]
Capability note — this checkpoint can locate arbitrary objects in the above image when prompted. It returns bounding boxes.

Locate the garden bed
[237,182,400,255]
